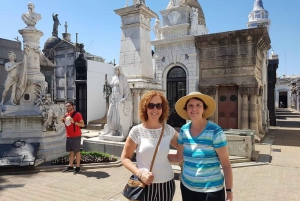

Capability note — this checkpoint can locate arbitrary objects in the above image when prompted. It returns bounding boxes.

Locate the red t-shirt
[65,111,83,137]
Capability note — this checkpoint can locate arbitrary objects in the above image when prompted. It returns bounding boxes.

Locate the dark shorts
[180,182,225,201]
[66,137,81,153]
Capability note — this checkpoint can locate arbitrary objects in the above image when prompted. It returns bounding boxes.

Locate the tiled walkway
[0,108,300,201]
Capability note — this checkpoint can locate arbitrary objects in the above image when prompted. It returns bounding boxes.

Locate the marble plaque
[0,140,40,166]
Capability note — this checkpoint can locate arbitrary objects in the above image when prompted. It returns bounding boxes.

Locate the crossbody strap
[149,124,165,172]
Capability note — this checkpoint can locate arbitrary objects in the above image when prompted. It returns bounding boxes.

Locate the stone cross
[64,22,68,33]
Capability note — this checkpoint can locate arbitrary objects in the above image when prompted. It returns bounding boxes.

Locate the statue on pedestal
[21,2,41,29]
[103,65,133,137]
[190,7,199,35]
[52,13,61,36]
[153,19,162,40]
[0,52,23,105]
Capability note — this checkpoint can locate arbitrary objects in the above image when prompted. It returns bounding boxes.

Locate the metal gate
[167,67,186,127]
[218,86,238,129]
[76,82,87,125]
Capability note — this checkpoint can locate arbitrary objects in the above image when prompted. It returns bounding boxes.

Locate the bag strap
[149,124,165,172]
[71,111,77,132]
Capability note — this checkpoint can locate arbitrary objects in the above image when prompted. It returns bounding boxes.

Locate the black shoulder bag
[122,124,165,201]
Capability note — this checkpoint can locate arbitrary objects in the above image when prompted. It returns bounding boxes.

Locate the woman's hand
[139,171,154,185]
[226,191,233,201]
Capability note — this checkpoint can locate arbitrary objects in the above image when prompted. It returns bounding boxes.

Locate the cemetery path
[0,108,300,201]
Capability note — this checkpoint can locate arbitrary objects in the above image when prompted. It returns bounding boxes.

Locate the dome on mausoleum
[43,36,61,61]
[43,36,61,51]
[166,0,206,27]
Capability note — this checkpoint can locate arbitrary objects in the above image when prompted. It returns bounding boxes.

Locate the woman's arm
[216,146,233,201]
[121,137,139,175]
[170,131,179,149]
[168,144,184,163]
[121,136,154,185]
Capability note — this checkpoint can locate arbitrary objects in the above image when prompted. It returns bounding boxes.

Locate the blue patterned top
[178,121,227,192]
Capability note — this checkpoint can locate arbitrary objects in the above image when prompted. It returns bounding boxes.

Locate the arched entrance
[167,67,186,128]
[279,91,288,108]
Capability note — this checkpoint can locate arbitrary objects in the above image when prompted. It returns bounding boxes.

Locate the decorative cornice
[114,5,158,19]
[196,27,270,50]
[198,86,216,96]
[239,86,260,95]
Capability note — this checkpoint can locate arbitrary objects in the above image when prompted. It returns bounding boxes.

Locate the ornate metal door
[218,86,238,129]
[167,67,186,127]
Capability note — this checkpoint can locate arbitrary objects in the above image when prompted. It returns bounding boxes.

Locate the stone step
[86,123,104,130]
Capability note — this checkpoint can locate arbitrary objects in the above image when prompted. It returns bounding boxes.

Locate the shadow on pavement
[79,170,110,179]
[270,109,300,147]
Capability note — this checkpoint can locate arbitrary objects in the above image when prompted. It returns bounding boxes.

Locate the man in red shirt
[61,101,85,174]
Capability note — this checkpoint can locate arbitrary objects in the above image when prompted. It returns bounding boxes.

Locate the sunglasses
[147,103,163,110]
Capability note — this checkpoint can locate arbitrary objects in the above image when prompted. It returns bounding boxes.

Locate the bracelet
[226,189,232,192]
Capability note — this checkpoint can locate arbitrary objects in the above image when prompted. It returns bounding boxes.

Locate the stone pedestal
[115,5,157,80]
[224,129,255,161]
[18,28,47,106]
[0,105,66,162]
[115,5,163,125]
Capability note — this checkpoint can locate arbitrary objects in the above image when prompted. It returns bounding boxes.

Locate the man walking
[61,101,85,174]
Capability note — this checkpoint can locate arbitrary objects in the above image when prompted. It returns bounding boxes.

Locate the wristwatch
[226,189,233,192]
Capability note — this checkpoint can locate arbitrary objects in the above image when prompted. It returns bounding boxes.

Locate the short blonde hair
[139,90,169,123]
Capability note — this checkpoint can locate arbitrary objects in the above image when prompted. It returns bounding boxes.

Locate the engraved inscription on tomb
[202,67,254,77]
[200,58,256,68]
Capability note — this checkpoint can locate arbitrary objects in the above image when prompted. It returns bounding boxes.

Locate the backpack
[65,111,77,132]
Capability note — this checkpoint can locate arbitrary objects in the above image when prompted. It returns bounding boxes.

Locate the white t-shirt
[129,124,175,183]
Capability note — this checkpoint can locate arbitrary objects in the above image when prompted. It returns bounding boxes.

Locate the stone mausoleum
[152,0,272,141]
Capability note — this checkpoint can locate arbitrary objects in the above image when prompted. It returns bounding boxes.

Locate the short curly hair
[139,90,169,123]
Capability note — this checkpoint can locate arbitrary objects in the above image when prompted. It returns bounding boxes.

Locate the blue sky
[1,0,299,77]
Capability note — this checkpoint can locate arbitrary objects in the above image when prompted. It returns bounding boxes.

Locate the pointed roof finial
[253,0,265,11]
[64,22,68,33]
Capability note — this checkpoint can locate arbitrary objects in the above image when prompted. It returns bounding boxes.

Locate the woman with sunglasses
[168,92,233,201]
[121,90,179,201]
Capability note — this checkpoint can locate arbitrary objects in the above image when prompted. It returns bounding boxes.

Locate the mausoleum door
[218,86,238,129]
[279,91,288,108]
[167,67,186,128]
[76,82,87,126]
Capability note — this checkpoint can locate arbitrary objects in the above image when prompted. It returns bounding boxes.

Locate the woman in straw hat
[121,90,179,201]
[168,92,233,201]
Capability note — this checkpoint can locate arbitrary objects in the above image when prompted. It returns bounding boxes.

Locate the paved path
[1,108,300,201]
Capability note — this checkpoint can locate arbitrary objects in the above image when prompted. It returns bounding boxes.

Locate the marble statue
[21,2,41,29]
[134,0,145,7]
[170,0,180,6]
[103,65,133,137]
[153,19,162,40]
[14,44,30,104]
[0,51,23,105]
[52,13,60,36]
[190,7,199,35]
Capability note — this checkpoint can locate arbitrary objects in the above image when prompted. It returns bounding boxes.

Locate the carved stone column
[131,89,141,125]
[239,86,251,129]
[241,94,248,129]
[249,95,259,135]
[199,86,217,122]
[257,87,264,134]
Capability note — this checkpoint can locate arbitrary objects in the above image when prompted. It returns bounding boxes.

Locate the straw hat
[175,92,216,120]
